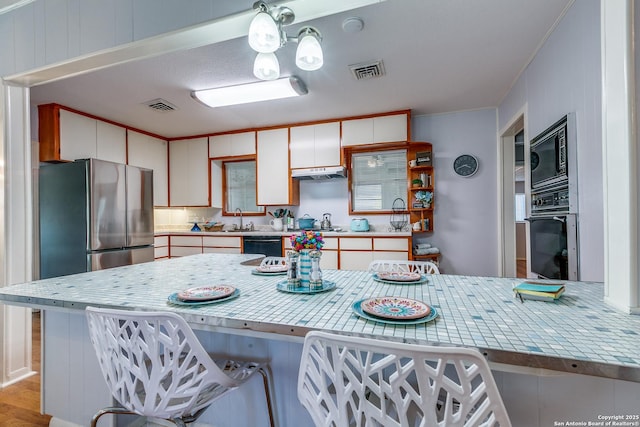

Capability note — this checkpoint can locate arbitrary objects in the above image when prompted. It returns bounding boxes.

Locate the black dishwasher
[242,235,283,257]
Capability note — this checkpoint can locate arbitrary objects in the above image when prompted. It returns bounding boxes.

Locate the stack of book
[513,282,565,302]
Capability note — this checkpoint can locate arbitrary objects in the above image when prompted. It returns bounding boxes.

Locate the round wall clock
[453,154,479,177]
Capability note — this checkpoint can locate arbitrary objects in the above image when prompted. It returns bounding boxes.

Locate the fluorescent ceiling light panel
[192,76,308,108]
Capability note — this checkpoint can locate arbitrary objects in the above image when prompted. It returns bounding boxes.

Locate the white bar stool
[86,306,277,427]
[368,259,440,274]
[298,331,511,427]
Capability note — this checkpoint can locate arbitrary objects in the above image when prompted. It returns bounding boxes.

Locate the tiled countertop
[1,253,638,382]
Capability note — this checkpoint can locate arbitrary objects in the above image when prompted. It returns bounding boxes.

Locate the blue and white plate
[352,299,438,325]
[167,289,240,306]
[276,280,336,294]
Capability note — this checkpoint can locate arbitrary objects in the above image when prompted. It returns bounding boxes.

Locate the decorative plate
[373,273,429,285]
[376,271,422,282]
[276,280,336,294]
[256,264,288,273]
[251,269,287,276]
[360,297,431,320]
[352,300,438,325]
[167,289,240,306]
[177,285,236,301]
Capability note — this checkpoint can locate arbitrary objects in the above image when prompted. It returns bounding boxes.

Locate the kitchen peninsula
[0,253,638,426]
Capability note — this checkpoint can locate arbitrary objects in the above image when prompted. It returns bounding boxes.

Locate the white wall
[0,0,249,77]
[412,109,500,276]
[498,0,603,282]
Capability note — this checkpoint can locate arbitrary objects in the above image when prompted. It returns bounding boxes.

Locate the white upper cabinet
[40,105,127,163]
[341,113,408,146]
[290,122,340,168]
[209,131,256,157]
[59,109,97,160]
[210,160,223,208]
[96,120,126,164]
[169,137,209,206]
[127,130,169,207]
[257,128,297,205]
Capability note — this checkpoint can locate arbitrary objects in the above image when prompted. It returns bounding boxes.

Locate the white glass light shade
[191,77,308,108]
[253,52,280,80]
[296,29,323,71]
[248,11,281,53]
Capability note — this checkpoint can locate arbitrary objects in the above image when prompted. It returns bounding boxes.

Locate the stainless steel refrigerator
[39,158,155,279]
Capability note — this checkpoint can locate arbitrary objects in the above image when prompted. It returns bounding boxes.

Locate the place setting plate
[352,296,438,325]
[167,285,240,306]
[276,280,337,294]
[252,265,288,276]
[372,271,429,285]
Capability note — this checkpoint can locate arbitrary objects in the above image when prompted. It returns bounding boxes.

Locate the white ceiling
[29,0,573,139]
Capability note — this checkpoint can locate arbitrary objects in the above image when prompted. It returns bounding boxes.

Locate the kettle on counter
[321,213,332,230]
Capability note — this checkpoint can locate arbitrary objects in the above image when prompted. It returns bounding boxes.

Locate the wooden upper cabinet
[341,113,409,146]
[290,122,341,169]
[39,104,126,163]
[209,131,255,158]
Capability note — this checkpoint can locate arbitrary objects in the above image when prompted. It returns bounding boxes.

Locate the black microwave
[530,115,568,189]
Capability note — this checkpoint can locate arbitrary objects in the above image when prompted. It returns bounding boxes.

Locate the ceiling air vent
[349,60,385,81]
[143,98,178,112]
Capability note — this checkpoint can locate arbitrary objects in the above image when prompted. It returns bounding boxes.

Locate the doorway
[499,113,527,278]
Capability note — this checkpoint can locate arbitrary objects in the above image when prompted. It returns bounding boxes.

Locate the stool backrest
[298,331,511,427]
[368,259,440,274]
[86,307,238,419]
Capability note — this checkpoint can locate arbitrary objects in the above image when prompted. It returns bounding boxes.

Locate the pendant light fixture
[253,52,280,80]
[248,1,324,80]
[247,3,281,53]
[295,27,323,71]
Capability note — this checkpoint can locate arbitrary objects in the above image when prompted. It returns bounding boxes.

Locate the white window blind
[352,149,407,211]
[225,161,263,213]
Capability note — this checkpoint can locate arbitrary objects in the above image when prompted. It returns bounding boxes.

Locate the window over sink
[350,149,407,212]
[224,160,264,215]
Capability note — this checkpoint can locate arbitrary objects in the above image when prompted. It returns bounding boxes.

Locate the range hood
[291,166,347,180]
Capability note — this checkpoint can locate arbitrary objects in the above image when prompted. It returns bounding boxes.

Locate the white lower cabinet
[319,237,338,269]
[203,236,241,254]
[338,236,409,270]
[372,251,408,261]
[340,251,374,271]
[169,235,203,258]
[154,235,169,260]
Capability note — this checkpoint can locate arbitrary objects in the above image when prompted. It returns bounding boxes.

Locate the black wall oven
[527,214,578,280]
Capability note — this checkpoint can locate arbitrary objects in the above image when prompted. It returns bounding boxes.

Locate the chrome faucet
[234,208,243,230]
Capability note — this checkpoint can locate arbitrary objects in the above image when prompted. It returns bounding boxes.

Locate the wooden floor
[517,258,527,278]
[0,311,52,427]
